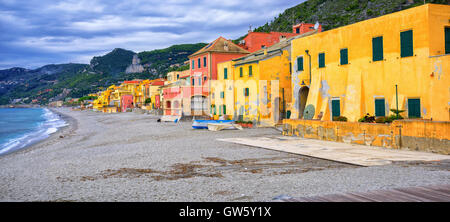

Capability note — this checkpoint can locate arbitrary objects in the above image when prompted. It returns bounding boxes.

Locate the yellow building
[147,79,165,110]
[93,85,114,111]
[290,4,450,122]
[134,79,150,108]
[212,30,317,126]
[212,61,236,120]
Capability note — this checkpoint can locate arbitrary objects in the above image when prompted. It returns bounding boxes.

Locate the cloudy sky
[0,0,305,69]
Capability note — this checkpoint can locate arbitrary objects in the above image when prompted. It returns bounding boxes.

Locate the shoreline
[0,107,78,158]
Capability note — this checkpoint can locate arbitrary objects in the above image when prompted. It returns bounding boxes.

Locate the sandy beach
[0,108,449,202]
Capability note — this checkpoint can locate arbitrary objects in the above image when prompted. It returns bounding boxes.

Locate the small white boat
[160,115,181,123]
[207,123,243,131]
[192,120,233,129]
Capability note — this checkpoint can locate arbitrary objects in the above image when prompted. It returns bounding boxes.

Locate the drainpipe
[305,50,311,86]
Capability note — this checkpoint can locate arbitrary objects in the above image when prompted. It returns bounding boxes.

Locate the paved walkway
[274,184,450,202]
[218,136,450,166]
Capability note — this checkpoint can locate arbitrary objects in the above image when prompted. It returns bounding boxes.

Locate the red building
[239,23,322,52]
[292,22,322,35]
[188,37,250,116]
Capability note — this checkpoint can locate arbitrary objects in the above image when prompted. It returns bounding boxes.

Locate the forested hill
[240,0,448,40]
[0,43,206,105]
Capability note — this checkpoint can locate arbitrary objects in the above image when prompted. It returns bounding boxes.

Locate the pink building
[121,95,133,112]
[188,37,250,116]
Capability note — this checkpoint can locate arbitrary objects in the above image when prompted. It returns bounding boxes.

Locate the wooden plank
[282,184,450,202]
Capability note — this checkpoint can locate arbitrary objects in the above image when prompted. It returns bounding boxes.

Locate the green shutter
[224,68,228,79]
[408,98,421,118]
[223,105,226,115]
[240,67,243,77]
[203,57,207,67]
[318,53,325,68]
[332,100,340,117]
[445,27,450,54]
[340,48,348,65]
[198,58,200,68]
[375,99,386,117]
[297,57,303,71]
[400,30,413,57]
[372,36,384,61]
[244,88,249,96]
[220,92,224,98]
[249,66,252,76]
[192,60,194,69]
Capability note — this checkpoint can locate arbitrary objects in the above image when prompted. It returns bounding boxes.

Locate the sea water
[0,108,67,155]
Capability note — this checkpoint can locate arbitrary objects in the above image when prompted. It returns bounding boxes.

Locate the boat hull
[192,120,233,129]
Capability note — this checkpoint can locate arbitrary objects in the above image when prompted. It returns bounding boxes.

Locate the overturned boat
[192,120,233,129]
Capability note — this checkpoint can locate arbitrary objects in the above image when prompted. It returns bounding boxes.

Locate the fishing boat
[192,120,233,129]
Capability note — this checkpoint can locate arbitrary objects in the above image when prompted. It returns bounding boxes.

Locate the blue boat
[192,120,233,129]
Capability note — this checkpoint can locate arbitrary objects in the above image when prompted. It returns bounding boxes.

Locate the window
[223,105,226,115]
[199,77,201,85]
[212,105,216,115]
[176,74,179,80]
[203,57,207,67]
[240,67,243,77]
[408,98,421,118]
[372,36,384,61]
[203,76,207,82]
[318,53,325,68]
[244,88,249,97]
[340,48,348,65]
[192,60,194,70]
[400,30,413,57]
[224,68,228,79]
[297,56,303,71]
[331,99,340,118]
[220,92,224,99]
[197,58,201,68]
[375,98,385,117]
[296,27,300,34]
[445,27,450,54]
[249,66,252,77]
[192,78,195,85]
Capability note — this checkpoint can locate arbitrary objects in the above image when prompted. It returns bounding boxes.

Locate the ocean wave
[0,108,67,155]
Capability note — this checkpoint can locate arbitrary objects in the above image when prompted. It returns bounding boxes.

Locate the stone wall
[282,119,450,155]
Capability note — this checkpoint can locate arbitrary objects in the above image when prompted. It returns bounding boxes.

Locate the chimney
[224,41,229,51]
[262,45,267,55]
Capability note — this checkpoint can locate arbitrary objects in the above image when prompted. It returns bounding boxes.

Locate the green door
[408,98,421,118]
[446,27,450,54]
[332,100,340,118]
[375,99,385,117]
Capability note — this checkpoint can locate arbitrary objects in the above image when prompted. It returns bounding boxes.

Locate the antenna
[314,21,320,30]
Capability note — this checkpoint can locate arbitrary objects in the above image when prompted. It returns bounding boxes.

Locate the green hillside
[0,43,207,105]
[249,0,448,35]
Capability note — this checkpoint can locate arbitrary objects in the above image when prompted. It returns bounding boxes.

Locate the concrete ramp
[217,136,450,166]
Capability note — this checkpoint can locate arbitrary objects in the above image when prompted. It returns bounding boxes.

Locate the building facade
[289,4,450,122]
[188,37,250,116]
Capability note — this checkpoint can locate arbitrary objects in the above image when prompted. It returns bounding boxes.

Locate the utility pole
[395,84,399,119]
